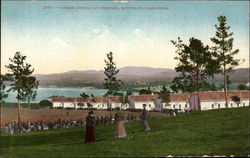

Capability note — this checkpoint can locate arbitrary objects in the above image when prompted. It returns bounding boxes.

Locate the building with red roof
[51,90,249,111]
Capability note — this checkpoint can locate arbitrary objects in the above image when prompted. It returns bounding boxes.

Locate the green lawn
[0,102,40,108]
[1,107,249,157]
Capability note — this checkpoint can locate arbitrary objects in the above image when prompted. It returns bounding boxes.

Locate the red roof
[51,90,249,103]
[128,94,158,102]
[170,90,250,102]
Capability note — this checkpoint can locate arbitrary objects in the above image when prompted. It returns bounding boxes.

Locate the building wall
[134,101,155,110]
[53,102,63,108]
[53,102,75,108]
[165,101,188,110]
[53,98,249,110]
[202,99,250,110]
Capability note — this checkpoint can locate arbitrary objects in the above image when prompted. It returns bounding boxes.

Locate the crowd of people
[3,119,85,134]
[2,113,140,135]
[3,104,174,140]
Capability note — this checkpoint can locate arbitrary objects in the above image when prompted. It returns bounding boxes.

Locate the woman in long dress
[114,111,127,138]
[85,111,96,143]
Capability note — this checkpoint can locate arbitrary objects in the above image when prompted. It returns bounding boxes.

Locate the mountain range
[34,66,249,87]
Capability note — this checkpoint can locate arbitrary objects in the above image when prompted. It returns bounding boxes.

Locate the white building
[51,90,249,111]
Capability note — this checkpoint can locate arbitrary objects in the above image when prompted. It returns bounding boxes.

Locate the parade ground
[1,107,248,157]
[0,106,167,128]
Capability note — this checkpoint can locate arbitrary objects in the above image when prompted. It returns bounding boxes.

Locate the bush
[126,108,142,112]
[237,84,247,90]
[39,100,53,108]
[65,107,75,110]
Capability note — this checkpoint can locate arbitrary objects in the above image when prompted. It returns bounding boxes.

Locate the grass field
[0,102,40,108]
[1,107,249,157]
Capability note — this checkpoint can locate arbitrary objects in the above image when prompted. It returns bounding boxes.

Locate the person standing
[85,111,96,143]
[114,111,127,138]
[141,104,150,131]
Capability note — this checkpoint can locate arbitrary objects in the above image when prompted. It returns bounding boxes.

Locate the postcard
[1,0,249,157]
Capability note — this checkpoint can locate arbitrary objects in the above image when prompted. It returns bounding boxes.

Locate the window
[149,104,151,107]
[243,103,245,106]
[237,103,239,107]
[102,104,104,107]
[185,104,187,108]
[218,104,220,108]
[231,103,233,107]
[98,105,99,107]
[212,104,214,109]
[173,104,175,109]
[179,104,181,109]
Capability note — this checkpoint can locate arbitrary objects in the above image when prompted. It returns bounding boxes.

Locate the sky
[1,1,249,74]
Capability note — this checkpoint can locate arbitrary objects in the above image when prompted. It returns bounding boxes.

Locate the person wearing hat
[141,104,150,131]
[85,111,96,143]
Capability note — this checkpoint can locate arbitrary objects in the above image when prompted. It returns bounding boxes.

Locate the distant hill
[34,67,249,87]
[119,66,173,76]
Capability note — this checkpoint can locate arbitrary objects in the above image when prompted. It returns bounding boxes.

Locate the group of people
[3,119,85,134]
[2,113,140,135]
[2,104,151,139]
[95,113,139,126]
[85,104,150,143]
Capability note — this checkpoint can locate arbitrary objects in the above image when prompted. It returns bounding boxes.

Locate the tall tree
[0,75,8,103]
[158,85,171,106]
[119,90,130,109]
[5,52,38,122]
[210,15,243,108]
[171,38,218,110]
[23,76,39,110]
[103,52,123,96]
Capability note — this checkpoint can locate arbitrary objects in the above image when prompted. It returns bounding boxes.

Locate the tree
[119,91,130,109]
[237,84,247,90]
[171,37,218,110]
[103,52,123,96]
[39,100,53,108]
[171,37,218,93]
[210,15,243,108]
[5,52,38,122]
[231,95,240,105]
[0,75,8,103]
[170,76,195,93]
[80,92,89,98]
[77,102,85,109]
[23,76,39,110]
[158,85,171,106]
[139,87,152,94]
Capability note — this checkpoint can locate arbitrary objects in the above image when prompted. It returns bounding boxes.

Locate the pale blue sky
[1,1,249,74]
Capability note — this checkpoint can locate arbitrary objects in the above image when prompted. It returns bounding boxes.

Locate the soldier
[140,104,150,131]
[109,115,113,124]
[96,116,100,126]
[85,111,96,143]
[126,113,130,122]
[131,113,134,121]
[100,116,104,125]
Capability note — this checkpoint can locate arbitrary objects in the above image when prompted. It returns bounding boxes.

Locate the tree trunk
[196,66,201,111]
[224,70,228,108]
[28,99,30,111]
[17,99,21,123]
[222,40,228,108]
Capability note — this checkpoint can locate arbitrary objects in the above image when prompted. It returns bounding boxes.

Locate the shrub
[39,100,53,108]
